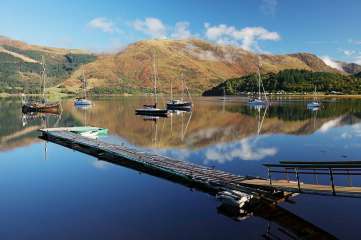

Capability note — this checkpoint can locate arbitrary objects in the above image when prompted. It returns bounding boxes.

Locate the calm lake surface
[1,96,361,239]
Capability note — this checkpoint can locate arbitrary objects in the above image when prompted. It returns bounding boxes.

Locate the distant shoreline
[3,92,361,99]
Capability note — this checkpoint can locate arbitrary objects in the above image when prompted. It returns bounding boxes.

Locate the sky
[1,0,361,64]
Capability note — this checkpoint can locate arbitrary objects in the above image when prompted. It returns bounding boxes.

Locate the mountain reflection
[2,97,361,154]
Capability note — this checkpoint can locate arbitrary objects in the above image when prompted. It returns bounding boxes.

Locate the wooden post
[285,168,289,182]
[295,168,301,192]
[268,167,272,185]
[329,168,336,195]
[347,170,352,187]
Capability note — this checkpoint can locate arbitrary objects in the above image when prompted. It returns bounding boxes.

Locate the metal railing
[263,161,361,195]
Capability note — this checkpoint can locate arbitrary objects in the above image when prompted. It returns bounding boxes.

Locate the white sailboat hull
[74,98,92,106]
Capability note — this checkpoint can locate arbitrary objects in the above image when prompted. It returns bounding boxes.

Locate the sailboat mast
[257,67,261,100]
[41,56,46,101]
[82,70,87,99]
[181,72,184,101]
[152,52,157,106]
[314,85,317,101]
[170,78,173,100]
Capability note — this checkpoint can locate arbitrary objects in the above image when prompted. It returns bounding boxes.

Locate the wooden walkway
[242,179,361,196]
[39,129,286,204]
[39,128,361,202]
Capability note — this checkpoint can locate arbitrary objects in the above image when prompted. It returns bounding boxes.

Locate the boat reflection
[3,97,361,152]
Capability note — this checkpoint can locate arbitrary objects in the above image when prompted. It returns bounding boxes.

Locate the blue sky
[1,0,361,64]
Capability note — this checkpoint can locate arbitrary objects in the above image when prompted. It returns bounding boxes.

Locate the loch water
[1,96,361,239]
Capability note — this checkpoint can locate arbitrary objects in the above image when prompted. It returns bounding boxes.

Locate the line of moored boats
[21,54,320,118]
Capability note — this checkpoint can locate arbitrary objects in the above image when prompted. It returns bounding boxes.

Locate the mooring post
[285,168,289,182]
[347,170,352,187]
[329,168,336,195]
[268,167,272,185]
[295,168,301,192]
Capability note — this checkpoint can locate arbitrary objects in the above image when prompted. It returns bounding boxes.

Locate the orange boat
[22,101,61,114]
[21,56,61,114]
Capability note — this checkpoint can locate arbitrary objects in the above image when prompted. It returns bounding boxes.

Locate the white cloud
[321,56,343,71]
[260,0,278,15]
[132,17,167,39]
[204,137,277,163]
[88,17,117,33]
[92,160,109,169]
[204,23,280,52]
[171,21,193,39]
[343,50,356,56]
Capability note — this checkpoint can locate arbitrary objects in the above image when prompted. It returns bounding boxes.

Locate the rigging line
[258,105,269,135]
[183,111,193,140]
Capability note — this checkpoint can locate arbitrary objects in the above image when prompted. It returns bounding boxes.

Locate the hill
[203,69,361,96]
[63,39,342,94]
[337,61,361,75]
[0,36,349,95]
[0,36,96,94]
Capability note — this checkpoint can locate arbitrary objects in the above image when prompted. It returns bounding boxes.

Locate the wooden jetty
[39,128,361,200]
[39,128,288,205]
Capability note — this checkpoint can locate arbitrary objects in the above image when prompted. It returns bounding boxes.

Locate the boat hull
[74,98,92,106]
[135,108,169,117]
[22,102,61,114]
[166,101,192,110]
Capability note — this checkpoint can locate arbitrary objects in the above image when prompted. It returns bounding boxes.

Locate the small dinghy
[68,126,108,138]
[216,190,253,209]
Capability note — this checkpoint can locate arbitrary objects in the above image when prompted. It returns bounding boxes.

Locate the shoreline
[3,92,361,99]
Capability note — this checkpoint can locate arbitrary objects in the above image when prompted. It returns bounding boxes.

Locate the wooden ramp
[242,179,361,196]
[39,128,286,203]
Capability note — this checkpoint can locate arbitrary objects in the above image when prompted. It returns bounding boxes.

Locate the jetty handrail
[263,163,361,169]
[263,161,361,195]
[279,161,361,165]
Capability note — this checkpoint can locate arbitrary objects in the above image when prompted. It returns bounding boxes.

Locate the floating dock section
[39,128,287,205]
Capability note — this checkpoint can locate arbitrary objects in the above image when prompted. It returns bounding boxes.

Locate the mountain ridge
[1,35,360,94]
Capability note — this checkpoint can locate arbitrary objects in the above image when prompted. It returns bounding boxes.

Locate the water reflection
[2,97,361,153]
[2,97,361,239]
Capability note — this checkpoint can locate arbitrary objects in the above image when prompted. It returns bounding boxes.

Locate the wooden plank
[241,179,361,195]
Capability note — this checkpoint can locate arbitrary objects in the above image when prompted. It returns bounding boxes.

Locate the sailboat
[22,56,61,114]
[307,86,320,110]
[248,61,268,108]
[135,52,169,117]
[74,70,92,106]
[166,73,192,110]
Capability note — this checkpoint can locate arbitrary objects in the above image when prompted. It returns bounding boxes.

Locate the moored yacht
[74,70,92,106]
[248,59,268,108]
[166,73,192,110]
[135,51,169,117]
